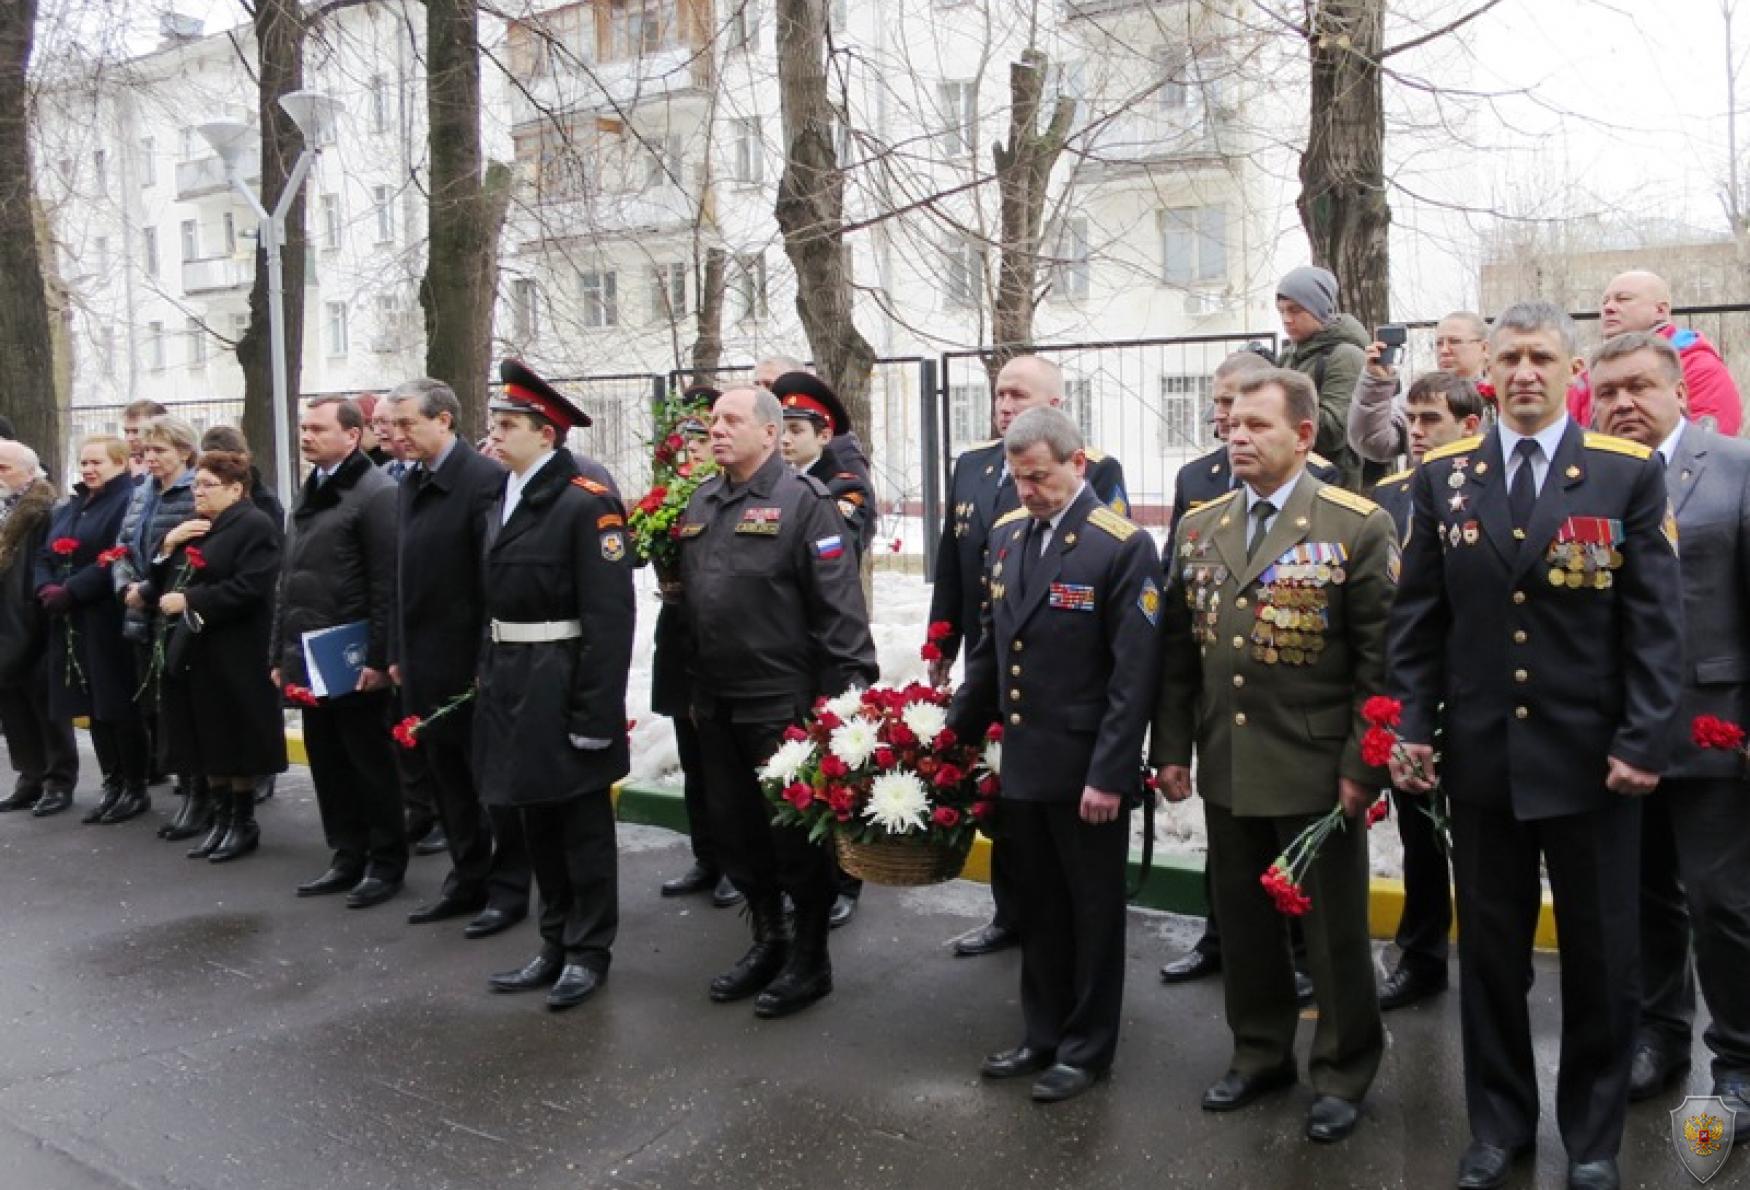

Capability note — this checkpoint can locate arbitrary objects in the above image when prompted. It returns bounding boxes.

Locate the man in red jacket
[1568,270,1742,435]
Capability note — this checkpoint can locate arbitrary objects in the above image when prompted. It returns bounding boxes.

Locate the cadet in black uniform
[474,362,636,1012]
[677,386,877,1019]
[947,406,1163,1103]
[926,353,1128,958]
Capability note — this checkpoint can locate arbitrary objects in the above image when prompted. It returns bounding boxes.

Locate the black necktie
[1245,500,1273,560]
[1509,439,1539,531]
[1018,518,1049,595]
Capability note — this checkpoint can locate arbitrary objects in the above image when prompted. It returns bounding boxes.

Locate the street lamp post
[197,90,343,513]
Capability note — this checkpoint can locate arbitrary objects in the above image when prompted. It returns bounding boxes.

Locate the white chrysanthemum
[901,701,948,745]
[863,770,929,834]
[824,687,867,721]
[829,716,881,768]
[759,738,815,785]
[982,737,1002,775]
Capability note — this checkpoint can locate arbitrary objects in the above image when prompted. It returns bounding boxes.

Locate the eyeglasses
[192,479,231,491]
[1435,337,1481,348]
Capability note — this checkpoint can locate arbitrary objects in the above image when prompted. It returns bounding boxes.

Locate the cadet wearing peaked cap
[773,372,877,557]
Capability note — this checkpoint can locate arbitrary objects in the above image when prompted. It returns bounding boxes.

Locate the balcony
[175,148,260,200]
[182,254,252,294]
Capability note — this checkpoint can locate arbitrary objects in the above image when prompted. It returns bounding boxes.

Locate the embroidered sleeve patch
[814,535,844,560]
[1137,578,1161,625]
[600,531,626,561]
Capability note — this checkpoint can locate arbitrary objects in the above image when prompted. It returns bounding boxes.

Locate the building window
[646,133,684,187]
[320,193,341,250]
[604,0,676,61]
[1062,377,1094,439]
[180,219,198,262]
[370,74,391,134]
[1159,205,1227,285]
[938,81,976,157]
[730,0,758,50]
[511,277,540,341]
[223,212,236,255]
[1159,373,1215,451]
[945,236,983,308]
[1057,217,1089,301]
[731,253,766,323]
[140,137,156,187]
[180,127,198,160]
[143,227,158,278]
[650,262,686,320]
[325,301,348,355]
[374,293,402,350]
[732,117,762,185]
[186,317,207,367]
[98,326,116,378]
[581,270,618,328]
[373,186,394,244]
[92,149,107,195]
[948,383,986,447]
[147,321,165,371]
[1157,48,1188,110]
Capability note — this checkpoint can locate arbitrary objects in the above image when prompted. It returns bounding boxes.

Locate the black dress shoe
[30,789,73,818]
[1566,1157,1619,1190]
[407,895,485,925]
[463,906,525,939]
[1294,970,1316,1007]
[253,775,275,804]
[1379,964,1448,1011]
[344,875,402,909]
[490,952,564,993]
[1455,1140,1533,1189]
[711,874,745,908]
[1032,1063,1105,1103]
[412,825,448,857]
[1305,1094,1361,1142]
[953,923,1019,957]
[1160,948,1221,983]
[753,954,833,1018]
[661,862,717,896]
[0,787,41,812]
[982,1045,1054,1079]
[82,783,122,824]
[98,787,151,825]
[1201,1063,1297,1112]
[828,893,857,929]
[546,964,606,1010]
[1628,1039,1689,1101]
[297,865,364,897]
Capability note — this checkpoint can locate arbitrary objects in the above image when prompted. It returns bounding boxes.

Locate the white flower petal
[829,716,880,769]
[758,738,815,786]
[863,770,929,835]
[901,701,948,744]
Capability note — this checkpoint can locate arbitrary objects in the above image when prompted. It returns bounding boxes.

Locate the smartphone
[1376,324,1407,368]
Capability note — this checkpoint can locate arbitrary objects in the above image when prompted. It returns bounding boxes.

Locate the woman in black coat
[152,451,287,862]
[33,436,147,823]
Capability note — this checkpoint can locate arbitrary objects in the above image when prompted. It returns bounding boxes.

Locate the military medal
[1448,471,1465,490]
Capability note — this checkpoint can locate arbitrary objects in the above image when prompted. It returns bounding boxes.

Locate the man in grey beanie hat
[1276,266,1340,328]
[1276,265,1369,490]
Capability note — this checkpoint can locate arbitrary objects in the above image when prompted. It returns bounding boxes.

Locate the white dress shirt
[501,448,557,525]
[1498,415,1570,496]
[1242,468,1305,547]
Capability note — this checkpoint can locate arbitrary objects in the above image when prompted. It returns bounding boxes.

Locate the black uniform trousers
[0,681,78,793]
[1637,776,1750,1078]
[521,790,618,972]
[672,713,717,871]
[1205,802,1383,1101]
[1007,799,1129,1072]
[301,692,407,880]
[89,715,148,787]
[393,724,440,838]
[1451,797,1640,1163]
[1390,788,1452,975]
[419,705,531,913]
[694,702,834,935]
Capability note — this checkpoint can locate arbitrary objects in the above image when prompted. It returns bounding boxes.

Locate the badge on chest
[1545,516,1624,589]
[735,506,783,536]
[1048,582,1096,612]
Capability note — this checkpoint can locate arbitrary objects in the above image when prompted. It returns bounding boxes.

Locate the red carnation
[97,546,128,567]
[1692,714,1748,752]
[932,728,956,751]
[392,715,423,749]
[888,722,916,749]
[985,723,1003,742]
[1360,725,1395,768]
[783,781,813,811]
[1366,798,1390,826]
[826,784,856,816]
[1260,863,1312,916]
[184,546,207,570]
[819,754,849,779]
[50,537,78,557]
[283,683,320,708]
[919,641,943,663]
[926,620,952,643]
[816,710,842,731]
[1361,696,1403,728]
[931,806,961,828]
[872,746,896,770]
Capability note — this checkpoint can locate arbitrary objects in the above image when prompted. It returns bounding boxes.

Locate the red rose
[977,774,1000,797]
[783,781,813,811]
[184,546,207,570]
[888,723,916,749]
[1360,726,1395,769]
[1692,714,1748,752]
[1361,696,1402,728]
[665,433,684,453]
[932,728,956,751]
[985,723,1003,742]
[676,462,694,478]
[872,746,896,770]
[931,806,961,828]
[782,724,808,743]
[970,798,996,822]
[932,762,963,788]
[926,620,952,643]
[816,710,842,731]
[820,754,849,779]
[50,537,78,557]
[826,784,856,815]
[915,756,938,778]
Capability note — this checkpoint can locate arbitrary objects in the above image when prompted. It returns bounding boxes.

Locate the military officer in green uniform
[1152,367,1396,1144]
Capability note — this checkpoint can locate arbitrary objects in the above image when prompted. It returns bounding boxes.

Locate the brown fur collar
[0,479,56,572]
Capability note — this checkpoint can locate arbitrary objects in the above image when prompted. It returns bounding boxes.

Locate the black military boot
[99,783,151,825]
[187,790,233,859]
[209,789,259,863]
[754,904,833,1019]
[709,897,790,1002]
[253,775,276,804]
[81,777,123,825]
[164,777,212,842]
[157,777,191,838]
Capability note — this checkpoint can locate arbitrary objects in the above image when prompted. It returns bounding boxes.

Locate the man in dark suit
[386,378,530,939]
[1389,302,1684,1190]
[948,405,1161,1104]
[474,363,636,1011]
[927,353,1128,958]
[1153,369,1397,1144]
[1588,331,1750,1119]
[1366,373,1484,1013]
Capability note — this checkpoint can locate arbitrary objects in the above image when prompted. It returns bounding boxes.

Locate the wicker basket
[833,831,973,887]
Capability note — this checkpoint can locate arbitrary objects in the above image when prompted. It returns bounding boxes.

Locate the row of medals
[1549,540,1622,589]
[1252,578,1331,666]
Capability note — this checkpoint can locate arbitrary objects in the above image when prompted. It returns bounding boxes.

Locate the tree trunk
[773,0,876,442]
[1296,0,1389,331]
[688,245,726,383]
[0,0,61,475]
[421,0,511,439]
[989,48,1073,378]
[236,0,307,496]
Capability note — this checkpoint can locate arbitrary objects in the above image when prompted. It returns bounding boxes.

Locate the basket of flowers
[628,389,716,586]
[760,682,1001,886]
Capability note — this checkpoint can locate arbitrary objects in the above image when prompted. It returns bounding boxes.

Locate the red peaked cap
[771,371,849,436]
[494,358,592,431]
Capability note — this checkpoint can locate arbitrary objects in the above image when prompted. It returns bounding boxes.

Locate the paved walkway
[0,740,1728,1189]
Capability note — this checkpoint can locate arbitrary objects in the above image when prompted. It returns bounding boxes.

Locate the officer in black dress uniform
[474,361,636,1012]
[926,354,1128,957]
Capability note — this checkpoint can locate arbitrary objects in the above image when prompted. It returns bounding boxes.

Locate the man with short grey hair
[386,379,530,938]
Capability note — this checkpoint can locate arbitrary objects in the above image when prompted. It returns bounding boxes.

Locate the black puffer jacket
[270,450,397,685]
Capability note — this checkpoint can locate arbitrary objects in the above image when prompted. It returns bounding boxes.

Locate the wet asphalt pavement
[0,740,1730,1190]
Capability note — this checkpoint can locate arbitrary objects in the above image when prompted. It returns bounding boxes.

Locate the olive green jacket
[1279,313,1370,490]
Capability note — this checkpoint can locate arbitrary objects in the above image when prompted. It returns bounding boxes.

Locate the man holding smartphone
[1350,311,1493,466]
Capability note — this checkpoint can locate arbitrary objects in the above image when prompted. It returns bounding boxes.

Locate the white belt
[489,619,582,644]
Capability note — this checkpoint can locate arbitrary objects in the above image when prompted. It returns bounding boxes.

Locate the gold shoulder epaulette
[1584,431,1653,460]
[1318,485,1379,515]
[1375,467,1415,487]
[1084,446,1108,462]
[993,507,1029,529]
[1183,488,1241,521]
[1422,434,1483,464]
[572,476,610,495]
[967,438,1001,451]
[1309,450,1334,468]
[1087,506,1138,540]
